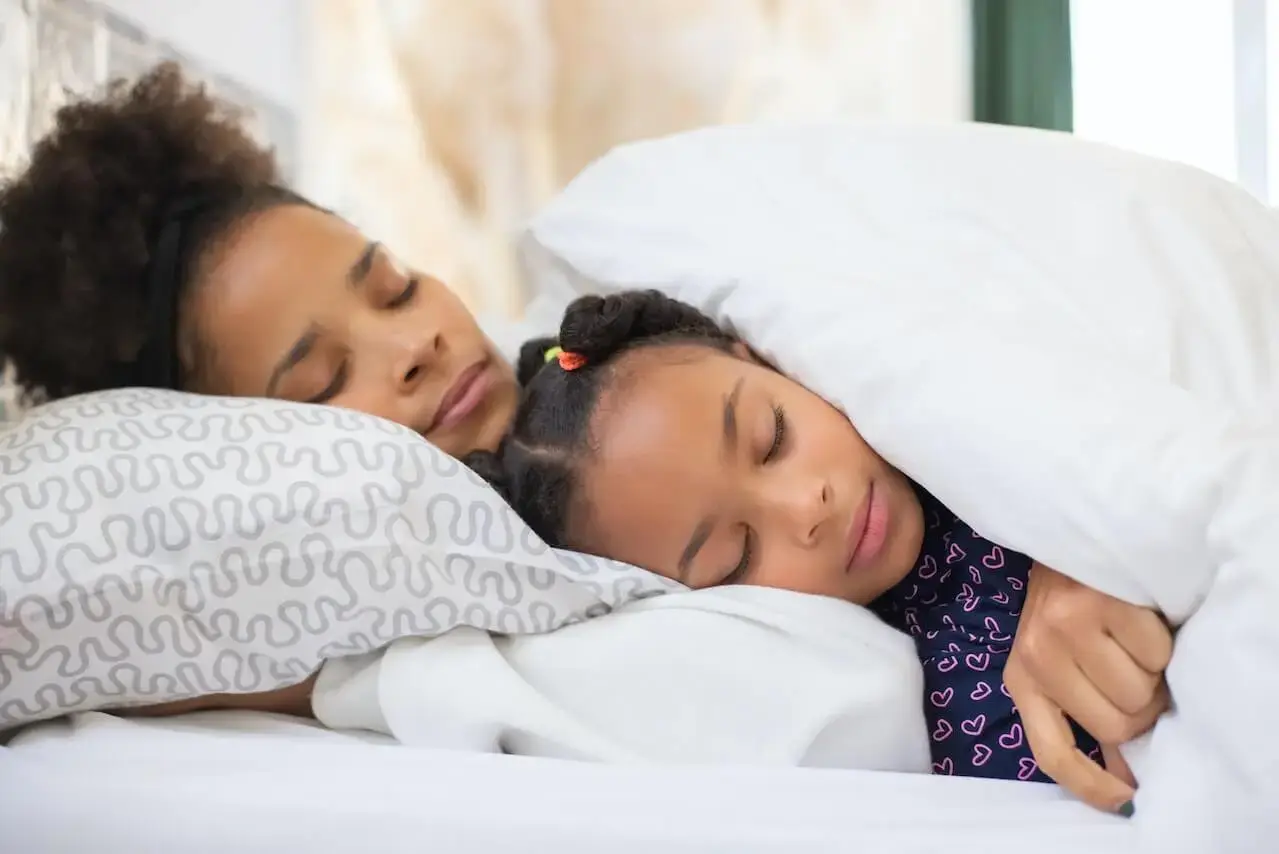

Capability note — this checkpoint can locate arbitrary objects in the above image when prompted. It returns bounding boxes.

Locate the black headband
[126,185,306,391]
[127,193,219,390]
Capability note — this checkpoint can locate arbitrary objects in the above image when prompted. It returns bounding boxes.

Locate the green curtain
[971,0,1074,131]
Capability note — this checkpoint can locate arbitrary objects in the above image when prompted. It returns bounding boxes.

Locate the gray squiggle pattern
[0,388,678,730]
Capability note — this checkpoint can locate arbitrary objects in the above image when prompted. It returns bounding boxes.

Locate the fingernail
[1117,801,1135,819]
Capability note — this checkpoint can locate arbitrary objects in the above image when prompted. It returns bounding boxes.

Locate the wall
[100,0,303,111]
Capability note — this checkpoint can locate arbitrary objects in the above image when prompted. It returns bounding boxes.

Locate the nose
[761,476,833,547]
[389,328,442,394]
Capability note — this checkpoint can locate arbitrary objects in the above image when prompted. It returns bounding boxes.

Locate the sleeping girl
[465,290,1174,816]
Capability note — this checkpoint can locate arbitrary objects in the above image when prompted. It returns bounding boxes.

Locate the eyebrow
[722,377,744,459]
[262,242,378,397]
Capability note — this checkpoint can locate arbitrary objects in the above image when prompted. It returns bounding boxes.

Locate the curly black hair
[0,62,306,403]
[463,289,735,548]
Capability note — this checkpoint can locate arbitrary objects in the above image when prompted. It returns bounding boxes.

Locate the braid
[467,290,735,549]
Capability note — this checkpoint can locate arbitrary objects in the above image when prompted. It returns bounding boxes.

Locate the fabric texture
[520,120,1279,852]
[314,585,931,772]
[873,489,1099,782]
[0,388,675,731]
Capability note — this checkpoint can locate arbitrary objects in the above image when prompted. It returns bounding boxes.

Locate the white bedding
[522,121,1279,852]
[2,712,1133,853]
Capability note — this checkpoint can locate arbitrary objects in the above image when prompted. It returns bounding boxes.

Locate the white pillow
[521,122,1279,852]
[0,388,674,732]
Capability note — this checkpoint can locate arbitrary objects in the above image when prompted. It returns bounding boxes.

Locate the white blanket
[521,121,1279,853]
[315,586,930,773]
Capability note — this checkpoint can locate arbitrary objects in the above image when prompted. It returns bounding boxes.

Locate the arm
[1005,563,1172,815]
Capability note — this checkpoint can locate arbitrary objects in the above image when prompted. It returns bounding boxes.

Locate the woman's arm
[1006,563,1172,815]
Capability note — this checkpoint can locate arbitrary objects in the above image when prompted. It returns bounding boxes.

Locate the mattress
[1,712,1134,853]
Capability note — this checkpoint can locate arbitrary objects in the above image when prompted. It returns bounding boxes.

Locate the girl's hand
[1004,563,1172,814]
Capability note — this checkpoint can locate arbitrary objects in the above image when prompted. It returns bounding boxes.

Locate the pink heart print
[968,565,983,585]
[970,681,993,701]
[972,744,993,767]
[961,715,987,736]
[982,546,1005,570]
[991,591,1010,605]
[999,723,1025,749]
[983,616,1011,642]
[918,555,939,579]
[932,719,954,742]
[962,595,981,614]
[926,629,939,639]
[947,543,967,564]
[1008,575,1024,591]
[938,656,959,673]
[1017,757,1038,781]
[1000,682,1012,699]
[957,582,975,603]
[965,652,990,671]
[930,687,955,708]
[933,757,955,775]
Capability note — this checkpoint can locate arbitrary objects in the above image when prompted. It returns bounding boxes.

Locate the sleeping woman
[464,290,1175,816]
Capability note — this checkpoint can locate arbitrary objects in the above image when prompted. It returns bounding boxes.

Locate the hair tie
[557,350,587,371]
[543,345,563,364]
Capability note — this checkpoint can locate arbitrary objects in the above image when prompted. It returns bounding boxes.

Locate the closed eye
[387,277,418,309]
[721,528,754,586]
[763,404,787,463]
[306,360,349,405]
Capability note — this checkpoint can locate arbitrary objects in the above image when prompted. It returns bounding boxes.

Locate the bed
[1,711,1133,853]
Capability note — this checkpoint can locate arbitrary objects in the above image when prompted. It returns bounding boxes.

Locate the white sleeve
[311,650,391,736]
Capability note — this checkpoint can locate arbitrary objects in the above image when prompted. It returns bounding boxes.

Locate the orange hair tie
[557,350,588,371]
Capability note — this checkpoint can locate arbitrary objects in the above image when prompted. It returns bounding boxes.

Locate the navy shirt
[871,489,1101,782]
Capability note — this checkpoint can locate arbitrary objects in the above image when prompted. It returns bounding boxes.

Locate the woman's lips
[429,360,493,432]
[845,481,890,572]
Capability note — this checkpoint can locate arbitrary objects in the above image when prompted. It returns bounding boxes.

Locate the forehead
[189,204,365,389]
[576,349,741,567]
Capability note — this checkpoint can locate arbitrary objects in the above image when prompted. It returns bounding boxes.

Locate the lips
[428,360,492,432]
[844,485,873,571]
[845,481,890,572]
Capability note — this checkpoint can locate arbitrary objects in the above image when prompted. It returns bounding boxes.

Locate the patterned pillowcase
[0,389,674,731]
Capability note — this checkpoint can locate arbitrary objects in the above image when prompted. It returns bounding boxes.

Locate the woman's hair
[0,62,306,403]
[463,289,735,547]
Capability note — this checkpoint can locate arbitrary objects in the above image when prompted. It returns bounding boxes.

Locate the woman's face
[185,204,518,456]
[574,345,924,605]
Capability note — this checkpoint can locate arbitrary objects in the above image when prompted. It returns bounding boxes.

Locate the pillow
[0,388,674,732]
[520,123,1279,851]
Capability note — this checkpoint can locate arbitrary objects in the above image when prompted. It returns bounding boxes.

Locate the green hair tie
[543,345,564,364]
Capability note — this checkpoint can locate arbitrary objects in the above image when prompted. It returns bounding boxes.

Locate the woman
[0,64,1164,812]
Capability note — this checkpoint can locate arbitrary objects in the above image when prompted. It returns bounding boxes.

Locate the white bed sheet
[1,712,1133,853]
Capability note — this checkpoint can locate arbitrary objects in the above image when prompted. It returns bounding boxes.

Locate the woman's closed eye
[386,276,418,309]
[306,359,349,405]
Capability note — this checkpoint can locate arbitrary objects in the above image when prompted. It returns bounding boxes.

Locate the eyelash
[307,360,349,405]
[387,276,418,309]
[722,405,788,584]
[764,404,787,463]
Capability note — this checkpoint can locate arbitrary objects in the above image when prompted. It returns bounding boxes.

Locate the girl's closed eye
[307,359,349,405]
[763,404,788,463]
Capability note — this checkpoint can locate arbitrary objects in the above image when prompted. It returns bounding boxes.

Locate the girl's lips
[846,481,890,572]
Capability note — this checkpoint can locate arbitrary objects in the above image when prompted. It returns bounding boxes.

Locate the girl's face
[573,345,925,605]
[186,204,518,456]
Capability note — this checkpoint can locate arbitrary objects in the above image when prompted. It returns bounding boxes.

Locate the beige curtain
[304,0,970,319]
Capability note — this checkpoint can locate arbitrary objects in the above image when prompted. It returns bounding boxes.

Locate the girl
[465,290,1173,814]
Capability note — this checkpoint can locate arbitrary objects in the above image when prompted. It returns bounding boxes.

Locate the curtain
[971,0,1073,131]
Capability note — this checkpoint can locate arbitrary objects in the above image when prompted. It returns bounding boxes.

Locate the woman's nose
[391,329,442,393]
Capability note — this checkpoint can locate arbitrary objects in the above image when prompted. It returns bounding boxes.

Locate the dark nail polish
[1118,801,1135,819]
